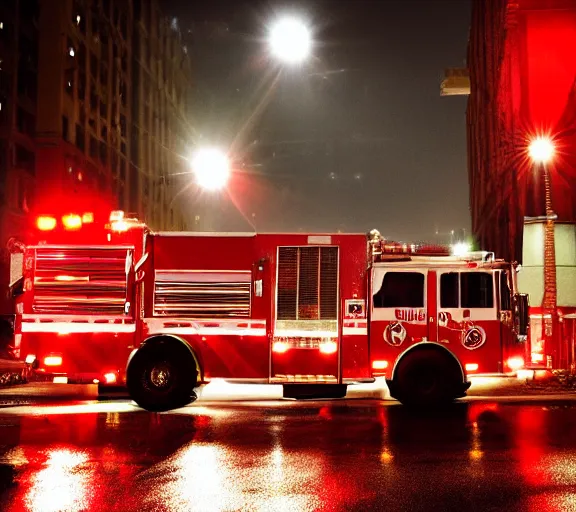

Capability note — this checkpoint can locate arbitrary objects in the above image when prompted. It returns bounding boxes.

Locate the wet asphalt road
[1,396,576,512]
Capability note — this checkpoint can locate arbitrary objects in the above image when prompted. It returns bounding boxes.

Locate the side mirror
[515,293,529,339]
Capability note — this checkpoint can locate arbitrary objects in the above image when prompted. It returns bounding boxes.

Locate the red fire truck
[11,216,529,410]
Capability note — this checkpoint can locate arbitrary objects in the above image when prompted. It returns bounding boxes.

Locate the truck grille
[32,247,130,315]
[276,246,338,331]
[154,271,251,318]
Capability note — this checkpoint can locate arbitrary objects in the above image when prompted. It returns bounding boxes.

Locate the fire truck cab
[126,229,529,411]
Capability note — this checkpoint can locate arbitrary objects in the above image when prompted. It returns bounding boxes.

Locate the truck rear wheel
[283,384,348,400]
[127,341,198,412]
[391,348,463,407]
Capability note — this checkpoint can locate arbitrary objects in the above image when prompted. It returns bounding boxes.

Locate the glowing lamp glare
[528,137,555,164]
[507,357,524,371]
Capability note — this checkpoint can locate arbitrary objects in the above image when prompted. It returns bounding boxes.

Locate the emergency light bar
[36,212,95,231]
[369,232,495,264]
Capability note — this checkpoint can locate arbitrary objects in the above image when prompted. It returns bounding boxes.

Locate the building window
[75,124,85,151]
[14,144,35,175]
[62,116,69,140]
[99,141,107,164]
[90,53,98,78]
[0,92,10,128]
[373,272,425,308]
[90,136,98,159]
[64,70,74,95]
[16,108,35,137]
[72,1,85,33]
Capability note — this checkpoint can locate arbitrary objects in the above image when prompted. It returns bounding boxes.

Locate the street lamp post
[528,136,557,368]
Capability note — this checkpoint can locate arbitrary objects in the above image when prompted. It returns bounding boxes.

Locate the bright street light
[269,17,312,64]
[191,148,231,191]
[528,136,555,164]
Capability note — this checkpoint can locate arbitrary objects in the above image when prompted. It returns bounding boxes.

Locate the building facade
[466,0,576,263]
[466,0,576,370]
[0,0,192,315]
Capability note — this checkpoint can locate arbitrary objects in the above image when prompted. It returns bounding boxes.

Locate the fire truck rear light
[62,214,82,230]
[273,341,289,353]
[372,360,389,370]
[25,354,36,364]
[103,372,117,384]
[82,212,94,223]
[531,352,544,363]
[507,357,524,371]
[37,216,56,231]
[44,355,63,366]
[465,363,479,372]
[319,340,338,354]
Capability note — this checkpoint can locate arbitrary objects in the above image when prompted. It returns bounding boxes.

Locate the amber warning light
[36,216,57,231]
[36,212,95,231]
[62,214,82,230]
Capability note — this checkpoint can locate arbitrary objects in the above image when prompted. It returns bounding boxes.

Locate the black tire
[392,348,463,407]
[127,341,198,412]
[283,384,348,400]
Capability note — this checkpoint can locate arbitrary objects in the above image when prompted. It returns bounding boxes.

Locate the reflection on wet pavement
[1,400,576,511]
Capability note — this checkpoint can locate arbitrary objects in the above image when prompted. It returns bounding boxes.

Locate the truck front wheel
[390,348,464,407]
[127,342,198,411]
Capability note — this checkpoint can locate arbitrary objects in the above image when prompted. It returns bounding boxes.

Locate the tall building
[465,0,576,263]
[132,1,192,230]
[461,0,576,370]
[0,0,193,314]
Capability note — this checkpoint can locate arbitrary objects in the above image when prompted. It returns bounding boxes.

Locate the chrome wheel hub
[150,365,171,389]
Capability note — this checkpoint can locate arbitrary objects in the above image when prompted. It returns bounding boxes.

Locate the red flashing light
[273,341,289,353]
[103,372,117,384]
[82,212,94,223]
[372,360,389,370]
[507,357,524,371]
[62,214,82,230]
[319,340,338,354]
[37,216,57,231]
[44,355,63,366]
[465,363,479,372]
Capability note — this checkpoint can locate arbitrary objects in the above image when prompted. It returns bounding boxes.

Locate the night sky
[165,0,471,242]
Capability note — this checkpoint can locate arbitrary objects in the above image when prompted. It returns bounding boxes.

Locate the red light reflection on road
[25,448,94,512]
